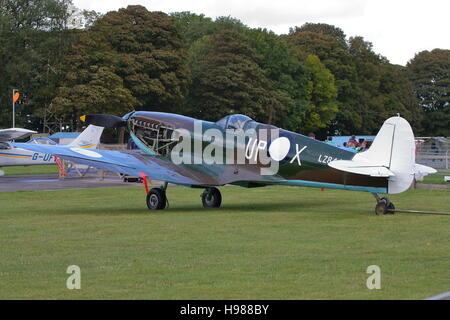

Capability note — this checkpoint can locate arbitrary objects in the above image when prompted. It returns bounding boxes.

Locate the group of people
[344,135,368,152]
[324,135,369,152]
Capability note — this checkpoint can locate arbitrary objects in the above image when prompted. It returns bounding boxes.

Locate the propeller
[80,114,127,128]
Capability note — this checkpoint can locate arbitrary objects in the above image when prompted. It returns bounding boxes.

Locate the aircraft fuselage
[127,111,388,193]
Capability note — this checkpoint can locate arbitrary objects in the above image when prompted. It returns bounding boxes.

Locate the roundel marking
[70,147,102,158]
[268,137,291,161]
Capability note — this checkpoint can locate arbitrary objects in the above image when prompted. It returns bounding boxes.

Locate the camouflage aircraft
[13,112,436,214]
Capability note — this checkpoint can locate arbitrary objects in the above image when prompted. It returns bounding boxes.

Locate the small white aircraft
[0,125,104,176]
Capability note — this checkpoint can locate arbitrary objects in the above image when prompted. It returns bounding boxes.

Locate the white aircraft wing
[0,128,37,142]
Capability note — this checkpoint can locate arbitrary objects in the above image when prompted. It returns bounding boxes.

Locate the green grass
[0,186,449,299]
[3,164,58,176]
[420,173,450,185]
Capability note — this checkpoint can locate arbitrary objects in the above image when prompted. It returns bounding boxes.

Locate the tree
[187,29,274,121]
[289,23,347,46]
[378,63,422,131]
[52,5,190,128]
[0,0,72,130]
[285,26,422,135]
[93,6,189,112]
[301,55,338,133]
[407,49,450,136]
[284,28,360,134]
[171,12,247,45]
[244,28,300,126]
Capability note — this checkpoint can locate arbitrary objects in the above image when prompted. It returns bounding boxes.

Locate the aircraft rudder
[68,125,104,148]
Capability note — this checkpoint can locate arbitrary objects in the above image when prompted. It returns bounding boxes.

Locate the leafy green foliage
[0,0,72,130]
[407,49,450,136]
[302,55,338,132]
[51,6,190,128]
[0,9,446,137]
[187,29,272,121]
[285,25,425,135]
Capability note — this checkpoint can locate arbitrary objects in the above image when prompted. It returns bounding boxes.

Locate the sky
[72,0,449,66]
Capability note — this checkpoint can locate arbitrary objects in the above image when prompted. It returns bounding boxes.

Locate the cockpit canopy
[27,137,57,145]
[215,114,254,131]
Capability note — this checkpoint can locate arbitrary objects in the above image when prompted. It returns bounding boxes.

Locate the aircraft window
[0,142,11,150]
[28,137,57,145]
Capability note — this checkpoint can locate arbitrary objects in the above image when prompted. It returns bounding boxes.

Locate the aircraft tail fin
[68,125,104,149]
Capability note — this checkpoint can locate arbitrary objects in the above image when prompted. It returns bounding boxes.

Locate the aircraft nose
[128,112,173,131]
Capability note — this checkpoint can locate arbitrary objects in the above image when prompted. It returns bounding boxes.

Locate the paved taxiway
[0,174,142,192]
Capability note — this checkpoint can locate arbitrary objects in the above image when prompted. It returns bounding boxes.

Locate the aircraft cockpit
[27,137,57,145]
[215,114,256,131]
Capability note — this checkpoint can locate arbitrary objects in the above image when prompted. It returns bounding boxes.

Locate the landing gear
[146,188,167,210]
[142,180,222,210]
[201,187,222,208]
[372,193,395,215]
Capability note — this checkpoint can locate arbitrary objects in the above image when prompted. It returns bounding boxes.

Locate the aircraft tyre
[202,187,222,208]
[146,188,167,210]
[375,197,395,215]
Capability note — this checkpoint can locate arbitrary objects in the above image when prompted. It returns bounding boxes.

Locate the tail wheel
[375,197,395,215]
[386,201,395,214]
[146,188,167,210]
[201,187,222,208]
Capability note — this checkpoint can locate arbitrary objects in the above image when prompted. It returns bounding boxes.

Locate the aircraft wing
[11,142,219,186]
[0,128,37,141]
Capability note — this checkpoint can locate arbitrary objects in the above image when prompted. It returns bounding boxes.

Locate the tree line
[0,1,448,137]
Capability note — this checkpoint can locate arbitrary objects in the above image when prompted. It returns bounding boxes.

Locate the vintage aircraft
[12,112,436,214]
[1,125,104,176]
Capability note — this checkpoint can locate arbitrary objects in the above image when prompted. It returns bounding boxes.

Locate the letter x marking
[290,145,307,166]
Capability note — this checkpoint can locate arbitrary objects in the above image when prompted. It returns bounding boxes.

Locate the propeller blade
[80,114,126,128]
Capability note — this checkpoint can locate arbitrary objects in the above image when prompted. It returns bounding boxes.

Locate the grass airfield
[0,185,449,299]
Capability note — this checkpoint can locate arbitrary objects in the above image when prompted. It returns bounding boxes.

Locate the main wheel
[146,188,167,210]
[201,187,222,208]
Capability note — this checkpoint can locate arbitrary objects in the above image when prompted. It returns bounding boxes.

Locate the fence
[415,138,449,170]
